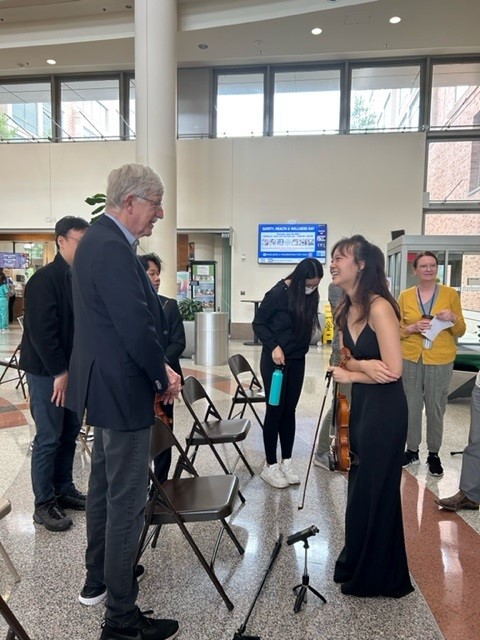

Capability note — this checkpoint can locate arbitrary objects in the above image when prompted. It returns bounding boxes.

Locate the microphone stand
[293,539,327,613]
[232,535,283,640]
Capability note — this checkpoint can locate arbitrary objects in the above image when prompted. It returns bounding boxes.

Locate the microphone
[286,525,319,546]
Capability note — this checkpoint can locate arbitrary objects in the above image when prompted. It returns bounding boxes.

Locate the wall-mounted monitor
[258,223,327,264]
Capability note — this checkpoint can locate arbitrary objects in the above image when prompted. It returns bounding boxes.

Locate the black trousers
[260,351,306,464]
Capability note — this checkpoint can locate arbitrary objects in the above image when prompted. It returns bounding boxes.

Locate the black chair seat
[234,389,266,403]
[190,419,250,445]
[153,475,239,523]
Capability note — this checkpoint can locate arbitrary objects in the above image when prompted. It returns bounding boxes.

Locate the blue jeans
[28,373,81,508]
[85,426,151,627]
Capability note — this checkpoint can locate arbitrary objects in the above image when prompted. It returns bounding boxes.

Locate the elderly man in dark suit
[20,216,89,532]
[67,164,181,640]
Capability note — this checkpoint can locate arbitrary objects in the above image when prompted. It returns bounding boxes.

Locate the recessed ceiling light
[389,16,401,24]
[311,27,323,35]
[198,44,208,50]
[46,59,56,65]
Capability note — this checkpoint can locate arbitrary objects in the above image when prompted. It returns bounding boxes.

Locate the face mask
[305,286,316,295]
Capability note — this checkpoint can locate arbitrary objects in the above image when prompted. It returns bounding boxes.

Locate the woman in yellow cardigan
[398,250,466,477]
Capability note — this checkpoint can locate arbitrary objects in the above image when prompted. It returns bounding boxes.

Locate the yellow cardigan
[398,285,466,365]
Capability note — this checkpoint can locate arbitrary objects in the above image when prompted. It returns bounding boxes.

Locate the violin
[330,347,351,472]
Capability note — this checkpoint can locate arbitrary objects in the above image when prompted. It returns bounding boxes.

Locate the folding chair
[136,416,244,611]
[0,595,31,640]
[180,376,254,501]
[0,345,27,401]
[0,499,20,584]
[227,354,266,428]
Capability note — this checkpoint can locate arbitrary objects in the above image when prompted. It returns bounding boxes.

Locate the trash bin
[195,312,229,366]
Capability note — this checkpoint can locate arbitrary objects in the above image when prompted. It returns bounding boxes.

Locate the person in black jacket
[138,252,185,482]
[20,215,89,532]
[253,257,323,488]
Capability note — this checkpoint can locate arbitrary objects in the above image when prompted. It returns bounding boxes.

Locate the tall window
[350,65,421,132]
[431,61,480,130]
[0,82,51,141]
[427,140,480,202]
[273,68,341,135]
[60,78,120,140]
[216,72,264,137]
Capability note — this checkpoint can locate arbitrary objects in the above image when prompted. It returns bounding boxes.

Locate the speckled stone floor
[0,324,478,640]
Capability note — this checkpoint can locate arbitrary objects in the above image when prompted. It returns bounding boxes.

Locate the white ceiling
[0,0,479,77]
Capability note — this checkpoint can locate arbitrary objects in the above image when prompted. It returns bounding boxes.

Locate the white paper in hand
[421,317,453,342]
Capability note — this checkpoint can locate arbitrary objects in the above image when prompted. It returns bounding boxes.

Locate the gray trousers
[316,383,352,456]
[85,426,151,627]
[460,384,480,503]
[402,359,454,454]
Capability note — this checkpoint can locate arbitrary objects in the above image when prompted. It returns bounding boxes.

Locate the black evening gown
[333,324,414,598]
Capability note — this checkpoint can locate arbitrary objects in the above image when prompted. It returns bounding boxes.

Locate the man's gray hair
[106,164,164,210]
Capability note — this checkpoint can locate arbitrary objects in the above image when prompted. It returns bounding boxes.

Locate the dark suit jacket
[19,253,74,377]
[67,215,170,431]
[158,295,185,380]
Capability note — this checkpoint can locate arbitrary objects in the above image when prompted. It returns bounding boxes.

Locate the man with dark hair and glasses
[20,215,89,532]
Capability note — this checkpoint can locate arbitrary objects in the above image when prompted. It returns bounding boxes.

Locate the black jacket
[252,280,311,359]
[19,253,74,377]
[158,294,185,380]
[66,215,170,431]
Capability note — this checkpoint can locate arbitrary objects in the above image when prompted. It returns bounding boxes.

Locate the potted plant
[85,193,106,221]
[178,298,204,358]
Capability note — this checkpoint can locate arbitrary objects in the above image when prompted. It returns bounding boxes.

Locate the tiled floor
[0,323,478,640]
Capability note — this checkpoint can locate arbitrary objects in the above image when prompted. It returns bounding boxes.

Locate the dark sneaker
[99,611,179,640]
[402,449,420,467]
[56,488,87,511]
[79,565,145,607]
[33,500,73,532]
[427,452,444,477]
[436,490,479,511]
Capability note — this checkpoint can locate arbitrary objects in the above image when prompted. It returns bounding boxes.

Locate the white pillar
[135,0,177,297]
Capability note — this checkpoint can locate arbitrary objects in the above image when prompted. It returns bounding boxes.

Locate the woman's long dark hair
[285,257,323,343]
[332,235,400,333]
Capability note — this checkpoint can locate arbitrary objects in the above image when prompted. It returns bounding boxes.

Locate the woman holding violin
[328,235,413,598]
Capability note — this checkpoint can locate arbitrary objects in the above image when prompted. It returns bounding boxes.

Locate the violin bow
[298,370,333,511]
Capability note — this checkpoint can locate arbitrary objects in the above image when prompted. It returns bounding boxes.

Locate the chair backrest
[181,376,221,421]
[150,416,197,477]
[228,354,263,391]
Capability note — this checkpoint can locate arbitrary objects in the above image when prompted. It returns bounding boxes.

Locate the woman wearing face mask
[253,257,323,488]
[138,253,185,483]
[328,235,413,598]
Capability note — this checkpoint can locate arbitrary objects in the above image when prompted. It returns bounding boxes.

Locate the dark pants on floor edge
[85,426,151,627]
[260,352,305,464]
[28,372,81,508]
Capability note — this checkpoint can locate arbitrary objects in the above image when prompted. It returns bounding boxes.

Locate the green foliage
[350,95,377,130]
[0,112,18,140]
[85,193,106,221]
[178,298,204,321]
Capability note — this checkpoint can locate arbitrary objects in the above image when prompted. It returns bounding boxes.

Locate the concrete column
[135,0,177,297]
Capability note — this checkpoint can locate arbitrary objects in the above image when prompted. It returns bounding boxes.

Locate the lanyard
[416,285,437,317]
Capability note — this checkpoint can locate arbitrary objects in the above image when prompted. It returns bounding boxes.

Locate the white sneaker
[261,463,289,488]
[280,458,300,485]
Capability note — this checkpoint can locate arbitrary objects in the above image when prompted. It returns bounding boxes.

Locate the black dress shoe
[56,488,87,511]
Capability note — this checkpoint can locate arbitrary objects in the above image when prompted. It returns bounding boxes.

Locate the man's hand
[161,365,182,405]
[51,371,68,407]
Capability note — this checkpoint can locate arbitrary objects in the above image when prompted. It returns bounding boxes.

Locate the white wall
[178,133,426,321]
[0,133,426,322]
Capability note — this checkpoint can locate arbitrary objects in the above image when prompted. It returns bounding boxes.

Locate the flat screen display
[258,223,327,264]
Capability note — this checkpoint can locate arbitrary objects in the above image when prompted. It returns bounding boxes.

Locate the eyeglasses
[135,195,163,210]
[416,264,438,270]
[64,235,82,244]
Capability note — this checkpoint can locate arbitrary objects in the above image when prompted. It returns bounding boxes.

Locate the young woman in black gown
[328,235,414,598]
